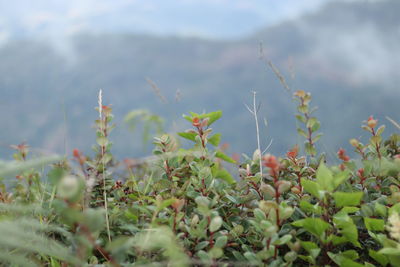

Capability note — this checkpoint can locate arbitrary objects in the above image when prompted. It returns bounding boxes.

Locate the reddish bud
[287,145,299,159]
[337,148,350,162]
[263,154,280,176]
[357,168,364,178]
[367,116,378,128]
[339,164,346,171]
[192,117,201,127]
[72,148,86,165]
[171,199,185,212]
[72,149,80,158]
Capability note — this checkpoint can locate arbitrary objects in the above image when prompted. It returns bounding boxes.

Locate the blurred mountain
[0,0,399,161]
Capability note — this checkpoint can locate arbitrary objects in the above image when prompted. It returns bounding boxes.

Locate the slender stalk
[98,90,112,242]
[245,91,263,177]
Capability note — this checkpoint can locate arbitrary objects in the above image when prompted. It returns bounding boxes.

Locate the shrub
[0,90,399,266]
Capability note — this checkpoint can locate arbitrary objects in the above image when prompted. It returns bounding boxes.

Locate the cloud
[0,0,332,39]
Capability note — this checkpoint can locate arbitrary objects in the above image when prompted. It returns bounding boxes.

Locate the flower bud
[171,199,185,212]
[192,117,201,127]
[286,145,299,159]
[349,138,359,147]
[294,90,306,98]
[367,116,378,128]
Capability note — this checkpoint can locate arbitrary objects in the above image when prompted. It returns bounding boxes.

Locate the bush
[0,90,399,266]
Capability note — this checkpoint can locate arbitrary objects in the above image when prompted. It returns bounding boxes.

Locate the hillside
[0,0,399,160]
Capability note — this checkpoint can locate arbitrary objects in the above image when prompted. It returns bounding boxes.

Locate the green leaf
[177,132,197,142]
[364,218,385,232]
[297,128,308,138]
[215,151,236,164]
[298,105,308,114]
[328,251,362,267]
[340,207,360,214]
[204,110,222,126]
[379,248,400,256]
[215,169,236,184]
[232,251,245,261]
[210,216,223,232]
[195,241,209,251]
[333,170,351,190]
[299,201,323,215]
[292,218,331,239]
[312,133,323,143]
[300,241,320,259]
[96,136,109,146]
[215,236,228,248]
[305,142,317,156]
[311,121,320,132]
[300,241,318,251]
[274,234,292,245]
[253,208,266,221]
[157,198,176,212]
[243,252,260,263]
[295,115,306,123]
[341,250,359,260]
[306,117,318,129]
[333,192,363,207]
[316,162,334,192]
[197,250,211,262]
[389,203,400,216]
[375,202,387,217]
[369,249,389,266]
[301,179,323,200]
[333,213,360,247]
[188,111,223,126]
[376,125,386,136]
[183,114,193,123]
[208,133,221,146]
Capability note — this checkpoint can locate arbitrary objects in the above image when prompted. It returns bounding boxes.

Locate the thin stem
[245,91,263,176]
[98,90,111,243]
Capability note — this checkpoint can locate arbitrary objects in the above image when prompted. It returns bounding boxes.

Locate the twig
[267,61,291,92]
[245,91,263,176]
[386,116,400,131]
[98,90,112,243]
[146,78,168,104]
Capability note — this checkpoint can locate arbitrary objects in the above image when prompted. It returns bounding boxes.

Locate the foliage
[0,90,400,266]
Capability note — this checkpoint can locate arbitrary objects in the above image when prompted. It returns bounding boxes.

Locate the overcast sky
[0,0,333,42]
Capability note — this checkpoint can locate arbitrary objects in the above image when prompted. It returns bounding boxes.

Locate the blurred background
[0,0,399,161]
